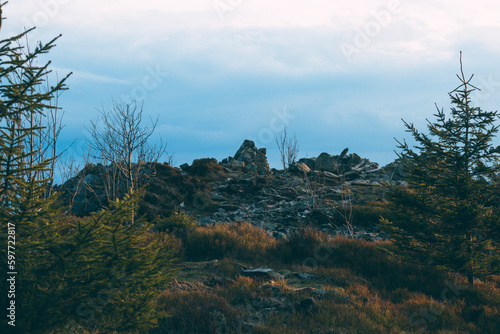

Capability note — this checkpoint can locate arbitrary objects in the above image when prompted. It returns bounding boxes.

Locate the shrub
[155,290,240,334]
[351,202,394,227]
[328,238,447,297]
[153,209,197,233]
[185,158,226,181]
[273,227,333,264]
[220,276,259,305]
[459,283,500,330]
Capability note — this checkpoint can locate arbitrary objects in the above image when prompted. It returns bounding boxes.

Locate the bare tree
[275,127,299,170]
[86,99,168,202]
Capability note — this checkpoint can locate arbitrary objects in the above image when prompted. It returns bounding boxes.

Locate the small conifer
[1,8,177,333]
[380,54,500,287]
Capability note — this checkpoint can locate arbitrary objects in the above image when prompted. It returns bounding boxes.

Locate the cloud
[5,0,500,170]
[53,67,131,85]
[9,1,500,72]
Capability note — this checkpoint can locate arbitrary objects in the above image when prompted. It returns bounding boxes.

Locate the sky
[4,0,500,177]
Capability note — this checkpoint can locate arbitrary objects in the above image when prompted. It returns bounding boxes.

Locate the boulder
[381,160,407,181]
[298,150,379,180]
[344,169,361,181]
[234,139,257,161]
[350,153,362,165]
[289,162,311,174]
[222,157,245,168]
[298,157,316,170]
[242,268,285,280]
[57,139,404,242]
[225,140,271,175]
[315,152,337,172]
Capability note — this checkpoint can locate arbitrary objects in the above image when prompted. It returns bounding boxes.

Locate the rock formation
[221,139,271,175]
[59,139,406,241]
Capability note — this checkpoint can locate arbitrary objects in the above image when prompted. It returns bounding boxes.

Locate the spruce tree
[0,25,71,333]
[1,8,177,333]
[379,54,500,288]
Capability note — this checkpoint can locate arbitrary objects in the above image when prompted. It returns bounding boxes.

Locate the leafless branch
[275,126,299,170]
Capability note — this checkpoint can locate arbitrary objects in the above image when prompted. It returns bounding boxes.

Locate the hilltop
[55,140,499,333]
[59,139,406,239]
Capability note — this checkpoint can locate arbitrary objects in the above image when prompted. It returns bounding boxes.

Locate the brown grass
[155,290,240,334]
[272,226,334,264]
[154,221,500,334]
[183,222,276,263]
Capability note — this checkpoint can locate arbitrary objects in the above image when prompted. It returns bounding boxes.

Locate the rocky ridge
[60,140,407,240]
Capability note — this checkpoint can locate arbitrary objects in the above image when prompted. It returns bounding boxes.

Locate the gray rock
[298,157,316,170]
[246,162,258,173]
[315,152,337,172]
[226,157,245,168]
[294,272,315,280]
[350,153,362,165]
[289,162,311,174]
[344,169,361,181]
[273,231,287,239]
[323,171,340,179]
[228,140,271,175]
[242,268,285,280]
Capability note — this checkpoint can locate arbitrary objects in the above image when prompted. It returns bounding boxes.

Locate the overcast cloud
[5,0,500,173]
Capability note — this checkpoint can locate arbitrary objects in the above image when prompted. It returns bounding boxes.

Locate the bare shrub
[275,126,299,170]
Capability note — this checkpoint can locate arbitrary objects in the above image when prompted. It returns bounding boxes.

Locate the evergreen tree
[1,9,177,333]
[379,54,500,288]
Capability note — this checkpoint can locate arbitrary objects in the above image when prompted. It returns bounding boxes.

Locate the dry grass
[152,221,500,334]
[272,226,334,264]
[155,290,240,334]
[183,222,276,263]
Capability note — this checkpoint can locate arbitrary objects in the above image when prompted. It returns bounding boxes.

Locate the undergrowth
[153,221,500,334]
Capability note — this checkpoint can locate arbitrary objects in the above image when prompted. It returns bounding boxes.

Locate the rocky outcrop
[221,140,271,175]
[296,148,379,178]
[58,162,213,219]
[59,140,404,241]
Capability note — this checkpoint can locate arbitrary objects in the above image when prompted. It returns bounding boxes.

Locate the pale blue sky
[5,0,500,173]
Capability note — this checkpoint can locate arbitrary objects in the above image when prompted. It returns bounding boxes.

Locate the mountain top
[59,139,407,239]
